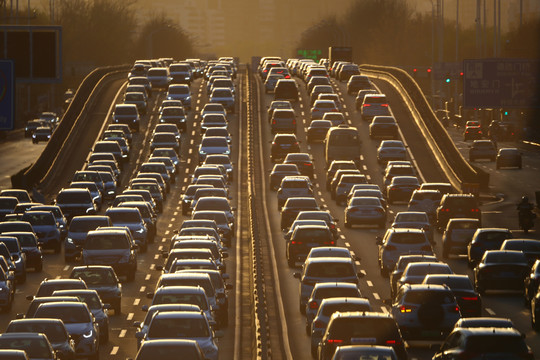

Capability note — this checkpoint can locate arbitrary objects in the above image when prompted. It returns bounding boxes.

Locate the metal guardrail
[359,64,481,191]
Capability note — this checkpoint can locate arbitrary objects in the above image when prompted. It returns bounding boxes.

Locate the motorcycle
[519,210,536,233]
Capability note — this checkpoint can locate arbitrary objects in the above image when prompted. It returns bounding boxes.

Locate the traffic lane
[0,134,46,189]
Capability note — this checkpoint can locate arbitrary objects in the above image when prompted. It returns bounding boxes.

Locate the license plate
[350,337,376,344]
[282,144,291,148]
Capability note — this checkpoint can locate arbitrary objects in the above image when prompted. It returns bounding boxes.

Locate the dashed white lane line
[162,238,166,243]
[158,245,163,251]
[126,313,134,321]
[173,211,178,216]
[63,265,70,271]
[150,264,155,270]
[171,218,176,222]
[139,286,146,293]
[380,306,389,314]
[373,293,380,300]
[187,158,191,164]
[486,308,496,316]
[190,139,194,145]
[191,130,196,136]
[344,242,350,247]
[317,191,322,196]
[154,254,160,260]
[168,223,173,228]
[119,329,127,338]
[110,346,119,355]
[133,298,140,306]
[366,281,373,287]
[145,274,151,281]
[188,148,193,154]
[313,174,317,180]
[362,165,368,171]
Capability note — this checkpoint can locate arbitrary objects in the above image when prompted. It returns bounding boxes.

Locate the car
[105,207,148,252]
[277,176,313,210]
[69,265,122,315]
[191,211,233,246]
[502,239,540,264]
[32,301,99,359]
[305,282,362,334]
[436,193,481,231]
[391,284,461,341]
[0,333,57,360]
[52,289,110,342]
[264,73,285,92]
[377,228,433,277]
[148,286,216,326]
[309,297,372,356]
[423,274,482,317]
[306,120,332,143]
[128,76,152,97]
[267,100,293,121]
[169,63,192,84]
[65,215,111,262]
[354,89,378,110]
[147,67,171,89]
[2,232,42,272]
[347,188,386,210]
[329,169,363,197]
[407,189,442,223]
[532,287,540,330]
[158,107,186,132]
[123,92,147,114]
[0,190,31,203]
[469,139,497,161]
[386,176,420,204]
[453,316,515,329]
[192,196,235,229]
[467,228,513,268]
[310,85,334,105]
[382,164,415,192]
[181,185,213,216]
[6,318,76,359]
[432,327,534,360]
[31,126,53,143]
[344,196,386,229]
[200,103,227,118]
[390,211,433,243]
[474,250,529,294]
[118,201,157,241]
[0,265,14,312]
[496,147,522,169]
[369,115,398,139]
[295,211,339,240]
[361,94,391,121]
[389,254,438,299]
[274,79,299,102]
[525,259,540,306]
[200,114,228,134]
[442,218,481,259]
[270,109,297,134]
[307,76,331,94]
[377,140,407,164]
[419,182,453,195]
[463,124,483,140]
[136,311,221,360]
[0,236,26,283]
[270,133,300,163]
[24,119,47,137]
[112,103,140,131]
[198,136,230,163]
[93,140,124,164]
[209,77,235,95]
[82,228,137,281]
[166,84,192,109]
[209,87,234,113]
[318,94,343,112]
[286,225,335,267]
[395,262,453,292]
[134,339,206,360]
[69,182,102,211]
[54,188,97,222]
[337,63,360,81]
[325,161,358,191]
[20,210,62,254]
[280,197,320,230]
[317,311,408,360]
[310,100,338,120]
[293,257,361,315]
[268,164,300,191]
[334,174,368,205]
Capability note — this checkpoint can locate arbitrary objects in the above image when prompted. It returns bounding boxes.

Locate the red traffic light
[427,68,432,73]
[413,68,417,73]
[460,72,464,76]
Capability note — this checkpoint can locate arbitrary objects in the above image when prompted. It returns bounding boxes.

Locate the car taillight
[400,305,416,313]
[471,208,480,212]
[292,118,296,125]
[323,241,335,245]
[304,163,312,166]
[461,296,478,301]
[272,119,276,124]
[363,104,371,107]
[291,240,302,245]
[309,301,318,309]
[386,339,401,345]
[450,305,460,313]
[381,104,389,107]
[329,224,336,229]
[327,339,343,344]
[440,208,449,212]
[285,75,290,79]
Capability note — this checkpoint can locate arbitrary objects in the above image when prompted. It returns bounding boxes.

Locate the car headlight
[82,329,93,339]
[47,135,51,138]
[136,228,145,234]
[66,238,74,244]
[199,150,206,155]
[185,96,191,101]
[224,150,230,155]
[32,134,36,138]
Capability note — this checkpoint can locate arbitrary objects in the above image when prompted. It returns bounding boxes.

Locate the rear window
[390,233,426,244]
[484,252,527,264]
[504,241,540,252]
[85,233,129,249]
[395,213,428,222]
[330,317,399,340]
[306,262,355,278]
[57,191,91,204]
[115,106,137,115]
[403,290,454,304]
[365,96,387,104]
[465,335,528,352]
[444,196,477,207]
[322,302,371,317]
[152,293,207,310]
[451,221,480,230]
[282,180,309,188]
[147,317,208,338]
[315,287,359,299]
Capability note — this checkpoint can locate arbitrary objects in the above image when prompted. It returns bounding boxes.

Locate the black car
[270,133,300,163]
[474,250,529,294]
[269,164,300,191]
[436,194,481,230]
[70,265,122,314]
[306,120,332,143]
[496,148,522,169]
[0,196,19,220]
[286,224,335,267]
[280,197,320,230]
[0,333,58,360]
[54,188,97,222]
[283,153,314,179]
[1,232,42,272]
[467,228,513,268]
[31,278,88,299]
[423,274,482,317]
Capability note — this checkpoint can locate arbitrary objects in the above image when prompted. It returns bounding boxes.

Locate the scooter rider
[517,196,535,229]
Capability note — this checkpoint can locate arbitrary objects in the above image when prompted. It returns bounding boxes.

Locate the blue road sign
[0,60,14,130]
[463,58,540,108]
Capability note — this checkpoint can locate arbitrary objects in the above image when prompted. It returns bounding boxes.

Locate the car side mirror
[146,291,154,299]
[293,272,301,279]
[141,305,149,312]
[16,313,24,319]
[133,321,141,328]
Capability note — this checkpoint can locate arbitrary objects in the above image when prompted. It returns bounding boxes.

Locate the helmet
[521,196,529,203]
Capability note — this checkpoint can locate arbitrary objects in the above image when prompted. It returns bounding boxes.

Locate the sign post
[0,60,14,131]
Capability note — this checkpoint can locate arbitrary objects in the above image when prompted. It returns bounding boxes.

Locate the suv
[274,79,299,102]
[467,228,513,268]
[442,218,481,259]
[286,224,335,267]
[469,140,497,162]
[270,109,296,134]
[270,133,300,163]
[65,215,111,262]
[317,311,408,360]
[432,327,534,360]
[361,94,391,121]
[112,103,140,132]
[82,228,138,281]
[436,194,481,230]
[391,284,461,341]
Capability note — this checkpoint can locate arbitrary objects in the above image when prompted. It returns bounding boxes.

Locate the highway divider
[12,65,129,192]
[359,64,483,192]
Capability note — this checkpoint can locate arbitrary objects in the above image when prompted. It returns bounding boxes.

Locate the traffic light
[427,67,432,80]
[445,72,451,83]
[412,68,417,79]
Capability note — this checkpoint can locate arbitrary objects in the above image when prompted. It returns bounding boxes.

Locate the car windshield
[8,322,67,342]
[315,287,359,299]
[0,198,17,209]
[0,240,19,253]
[305,262,354,278]
[85,234,129,249]
[406,264,452,276]
[0,337,52,358]
[484,252,527,264]
[23,213,55,225]
[107,211,140,223]
[148,317,208,338]
[351,197,381,206]
[162,108,184,116]
[71,268,117,286]
[201,138,228,147]
[169,87,189,95]
[35,305,91,324]
[153,293,207,310]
